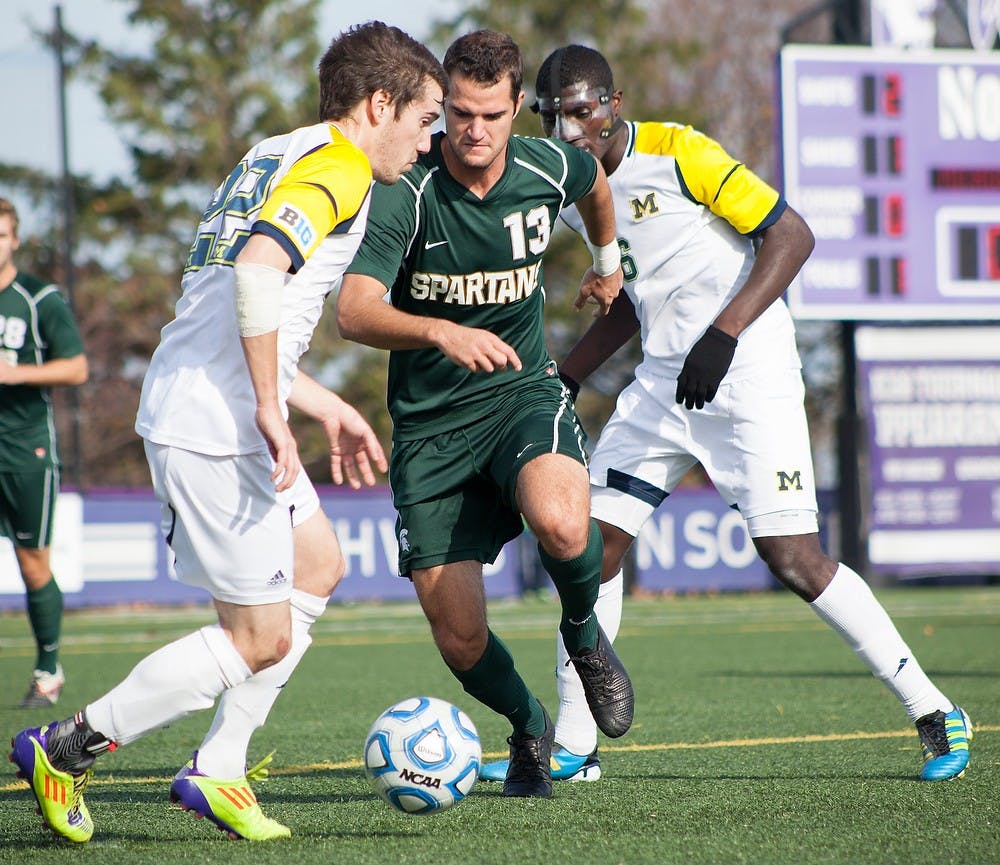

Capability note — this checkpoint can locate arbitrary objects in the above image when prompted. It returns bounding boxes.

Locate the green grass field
[1,586,997,864]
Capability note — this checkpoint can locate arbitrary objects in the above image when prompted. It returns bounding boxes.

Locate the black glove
[558,371,581,400]
[675,326,737,410]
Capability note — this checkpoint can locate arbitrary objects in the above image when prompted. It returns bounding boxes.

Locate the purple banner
[632,489,774,592]
[0,485,783,609]
[856,324,1000,576]
[780,45,1000,320]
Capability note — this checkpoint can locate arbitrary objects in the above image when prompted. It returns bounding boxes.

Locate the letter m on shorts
[776,470,803,491]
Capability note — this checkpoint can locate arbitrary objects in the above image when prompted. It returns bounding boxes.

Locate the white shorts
[589,368,819,538]
[144,441,320,605]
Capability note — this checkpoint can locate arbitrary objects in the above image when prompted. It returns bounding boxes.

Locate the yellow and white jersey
[562,121,801,384]
[136,122,372,456]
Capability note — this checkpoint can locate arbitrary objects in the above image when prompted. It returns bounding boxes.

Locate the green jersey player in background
[482,44,970,785]
[338,30,634,799]
[0,197,88,709]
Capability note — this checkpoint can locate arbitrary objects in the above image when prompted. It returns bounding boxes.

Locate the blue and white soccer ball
[364,696,481,814]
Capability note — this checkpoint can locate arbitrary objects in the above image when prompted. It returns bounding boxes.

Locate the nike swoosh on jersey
[424,239,448,250]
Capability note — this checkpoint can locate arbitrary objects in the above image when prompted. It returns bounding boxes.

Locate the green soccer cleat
[480,744,601,783]
[169,752,290,840]
[916,706,972,781]
[9,724,94,843]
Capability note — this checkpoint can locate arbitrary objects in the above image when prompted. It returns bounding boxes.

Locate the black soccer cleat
[502,706,555,798]
[568,624,634,738]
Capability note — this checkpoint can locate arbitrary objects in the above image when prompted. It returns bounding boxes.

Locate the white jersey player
[481,44,970,786]
[11,22,447,844]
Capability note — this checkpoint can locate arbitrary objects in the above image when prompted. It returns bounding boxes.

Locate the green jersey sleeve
[38,290,85,360]
[543,136,600,206]
[346,174,420,288]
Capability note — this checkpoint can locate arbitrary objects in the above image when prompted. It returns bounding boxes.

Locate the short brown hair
[318,21,447,121]
[0,198,19,237]
[444,30,523,102]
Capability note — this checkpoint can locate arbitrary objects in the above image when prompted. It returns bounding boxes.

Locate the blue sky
[0,1,459,185]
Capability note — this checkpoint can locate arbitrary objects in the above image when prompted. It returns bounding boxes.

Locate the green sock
[447,630,546,737]
[26,576,63,674]
[538,518,602,654]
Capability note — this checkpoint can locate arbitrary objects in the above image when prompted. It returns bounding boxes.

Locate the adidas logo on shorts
[266,570,288,586]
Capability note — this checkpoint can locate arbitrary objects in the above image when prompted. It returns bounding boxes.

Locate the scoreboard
[780,45,1000,320]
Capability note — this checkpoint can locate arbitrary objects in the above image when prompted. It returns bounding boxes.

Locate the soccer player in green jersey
[338,30,634,799]
[0,198,88,708]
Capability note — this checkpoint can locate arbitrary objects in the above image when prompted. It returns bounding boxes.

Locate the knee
[430,623,487,672]
[234,623,292,673]
[15,550,51,589]
[249,633,292,673]
[757,541,836,602]
[310,558,344,598]
[533,513,590,561]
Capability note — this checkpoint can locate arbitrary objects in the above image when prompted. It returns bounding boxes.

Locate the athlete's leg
[85,599,288,747]
[10,468,66,702]
[517,452,600,654]
[194,508,343,778]
[554,520,630,756]
[17,547,64,676]
[413,559,555,797]
[412,559,549,737]
[753,530,953,721]
[13,444,294,796]
[519,453,633,739]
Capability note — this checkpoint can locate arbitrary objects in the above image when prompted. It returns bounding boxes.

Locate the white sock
[809,564,952,721]
[194,590,328,778]
[554,571,624,755]
[84,624,252,746]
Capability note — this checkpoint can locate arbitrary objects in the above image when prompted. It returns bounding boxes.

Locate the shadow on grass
[713,668,998,679]
[611,771,916,782]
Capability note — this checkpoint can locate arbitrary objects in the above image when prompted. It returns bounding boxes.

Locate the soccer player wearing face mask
[480,44,970,786]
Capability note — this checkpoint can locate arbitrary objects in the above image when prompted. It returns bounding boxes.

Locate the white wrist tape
[592,239,621,276]
[234,262,285,337]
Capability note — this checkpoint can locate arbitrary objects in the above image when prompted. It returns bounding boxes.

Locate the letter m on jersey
[630,192,659,221]
[776,470,803,491]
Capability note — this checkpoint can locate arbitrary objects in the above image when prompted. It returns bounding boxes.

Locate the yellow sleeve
[256,137,373,268]
[638,123,781,235]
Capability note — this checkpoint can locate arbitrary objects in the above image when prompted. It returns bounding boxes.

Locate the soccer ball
[364,696,481,814]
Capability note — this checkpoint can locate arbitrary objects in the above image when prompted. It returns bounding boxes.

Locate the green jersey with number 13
[347,131,598,440]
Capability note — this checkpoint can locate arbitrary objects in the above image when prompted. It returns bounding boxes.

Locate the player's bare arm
[560,292,640,387]
[338,272,522,373]
[0,352,87,386]
[571,158,622,315]
[711,206,815,339]
[676,205,815,410]
[287,371,387,489]
[234,233,300,491]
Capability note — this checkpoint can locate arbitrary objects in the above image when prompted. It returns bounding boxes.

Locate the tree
[2,0,324,487]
